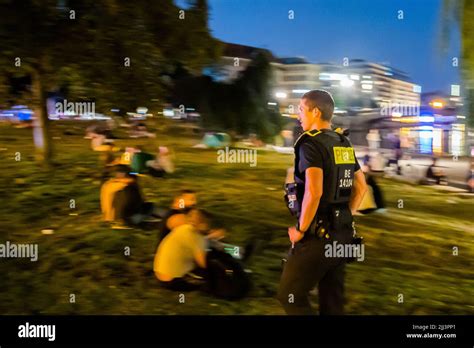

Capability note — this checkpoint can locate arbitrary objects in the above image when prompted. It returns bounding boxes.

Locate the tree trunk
[31,69,52,165]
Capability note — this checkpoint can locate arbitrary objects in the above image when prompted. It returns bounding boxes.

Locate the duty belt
[313,205,351,240]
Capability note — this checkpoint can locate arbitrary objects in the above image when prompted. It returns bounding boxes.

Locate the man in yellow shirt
[157,189,198,243]
[154,209,210,291]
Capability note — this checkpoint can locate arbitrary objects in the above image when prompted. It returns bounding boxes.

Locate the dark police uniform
[278,128,360,315]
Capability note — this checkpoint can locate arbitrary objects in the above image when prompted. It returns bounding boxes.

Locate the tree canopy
[0,0,221,162]
[172,51,282,142]
[441,0,474,127]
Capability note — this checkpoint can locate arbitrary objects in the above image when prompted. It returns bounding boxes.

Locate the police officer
[278,90,368,315]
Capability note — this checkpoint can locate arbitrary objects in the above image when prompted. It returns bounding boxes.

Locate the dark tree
[0,0,220,164]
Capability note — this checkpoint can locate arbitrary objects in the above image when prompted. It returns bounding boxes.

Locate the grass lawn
[0,120,473,315]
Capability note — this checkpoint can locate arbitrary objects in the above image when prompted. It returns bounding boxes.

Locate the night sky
[178,0,461,94]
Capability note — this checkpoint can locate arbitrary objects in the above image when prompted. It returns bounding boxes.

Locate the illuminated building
[318,59,421,111]
[273,57,322,115]
[210,45,423,119]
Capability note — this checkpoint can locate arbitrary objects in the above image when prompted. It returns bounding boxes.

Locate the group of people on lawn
[100,162,251,296]
[90,125,252,297]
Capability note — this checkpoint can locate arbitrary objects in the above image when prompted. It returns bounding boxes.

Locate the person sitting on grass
[101,165,158,228]
[153,208,212,291]
[153,208,255,298]
[90,131,120,181]
[101,165,136,224]
[157,189,198,243]
[146,146,176,177]
[109,146,140,167]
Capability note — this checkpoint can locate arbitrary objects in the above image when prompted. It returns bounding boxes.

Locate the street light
[431,100,444,109]
[292,89,310,94]
[340,79,354,87]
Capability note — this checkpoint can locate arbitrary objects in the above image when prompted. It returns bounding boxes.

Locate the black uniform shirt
[294,130,361,209]
[296,137,360,181]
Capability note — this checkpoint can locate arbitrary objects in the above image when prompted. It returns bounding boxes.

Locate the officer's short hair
[302,90,335,121]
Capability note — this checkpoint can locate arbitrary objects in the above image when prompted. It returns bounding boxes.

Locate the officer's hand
[288,226,304,244]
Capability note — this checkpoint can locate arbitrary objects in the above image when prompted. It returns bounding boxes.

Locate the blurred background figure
[129,146,154,174]
[88,125,116,151]
[248,133,264,147]
[386,132,403,175]
[364,129,385,172]
[112,146,141,167]
[400,133,413,154]
[129,122,156,138]
[357,156,386,214]
[467,159,474,193]
[100,165,158,229]
[86,124,120,180]
[423,157,448,185]
[146,146,176,177]
[366,129,381,152]
[100,165,136,226]
[281,129,293,147]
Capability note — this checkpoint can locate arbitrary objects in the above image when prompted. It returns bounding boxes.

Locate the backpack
[206,249,251,300]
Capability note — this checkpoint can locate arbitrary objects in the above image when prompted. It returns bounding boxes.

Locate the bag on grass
[206,249,251,300]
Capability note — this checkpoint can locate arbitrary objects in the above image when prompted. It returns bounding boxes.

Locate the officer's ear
[312,106,321,120]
